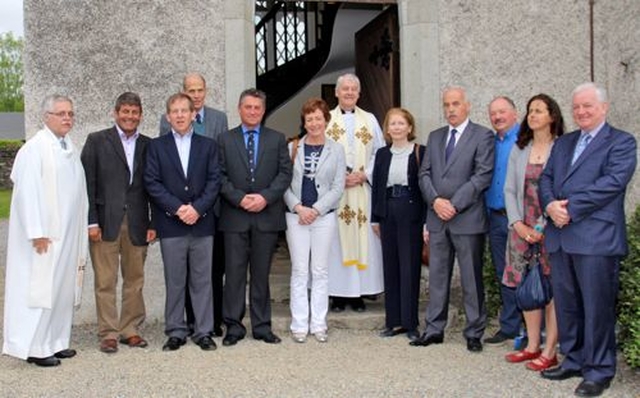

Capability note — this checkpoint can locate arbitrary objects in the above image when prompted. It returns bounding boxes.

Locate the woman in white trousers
[284,98,346,343]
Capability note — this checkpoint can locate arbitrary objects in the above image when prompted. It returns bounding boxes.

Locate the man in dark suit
[412,87,494,352]
[218,88,292,346]
[160,72,229,337]
[539,83,636,397]
[145,93,221,352]
[81,92,155,354]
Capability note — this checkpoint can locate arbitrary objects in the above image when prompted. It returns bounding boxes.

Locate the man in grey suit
[160,72,229,337]
[411,87,494,352]
[218,89,293,346]
[81,92,155,354]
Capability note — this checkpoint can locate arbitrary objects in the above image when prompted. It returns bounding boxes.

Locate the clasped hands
[240,193,267,213]
[545,199,570,228]
[433,197,457,221]
[345,171,367,188]
[294,204,319,225]
[176,204,200,225]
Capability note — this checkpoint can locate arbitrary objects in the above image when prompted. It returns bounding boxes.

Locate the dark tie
[194,113,204,136]
[445,129,457,162]
[247,130,256,184]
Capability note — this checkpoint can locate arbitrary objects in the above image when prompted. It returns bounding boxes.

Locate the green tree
[0,32,24,112]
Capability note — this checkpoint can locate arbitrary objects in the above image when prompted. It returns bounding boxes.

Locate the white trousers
[285,212,337,334]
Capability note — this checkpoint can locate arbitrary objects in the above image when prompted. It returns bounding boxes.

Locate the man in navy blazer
[539,83,637,397]
[159,72,229,337]
[145,93,220,352]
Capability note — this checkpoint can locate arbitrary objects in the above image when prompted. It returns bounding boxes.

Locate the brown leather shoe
[100,338,118,354]
[119,335,148,348]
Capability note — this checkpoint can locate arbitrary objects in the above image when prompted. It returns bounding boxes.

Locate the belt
[386,185,412,198]
[490,208,507,216]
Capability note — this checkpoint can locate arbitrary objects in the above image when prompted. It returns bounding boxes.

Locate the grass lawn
[0,189,11,219]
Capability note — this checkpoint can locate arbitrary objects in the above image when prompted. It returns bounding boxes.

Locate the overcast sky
[0,0,24,37]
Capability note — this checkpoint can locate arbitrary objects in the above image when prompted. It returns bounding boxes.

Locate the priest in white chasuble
[326,74,385,312]
[2,94,88,367]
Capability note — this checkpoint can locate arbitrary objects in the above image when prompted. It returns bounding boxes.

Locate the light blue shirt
[116,124,139,184]
[242,125,261,165]
[485,123,519,210]
[172,129,193,177]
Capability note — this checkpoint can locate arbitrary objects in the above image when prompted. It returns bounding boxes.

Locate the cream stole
[327,106,375,270]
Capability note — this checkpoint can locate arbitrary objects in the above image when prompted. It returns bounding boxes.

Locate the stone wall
[0,142,22,190]
[24,0,229,145]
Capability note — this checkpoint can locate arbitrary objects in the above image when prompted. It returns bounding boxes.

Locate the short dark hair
[115,92,142,112]
[238,88,267,108]
[516,93,565,150]
[301,97,331,125]
[165,93,195,113]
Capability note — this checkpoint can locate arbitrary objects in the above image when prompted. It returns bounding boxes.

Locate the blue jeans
[488,211,521,337]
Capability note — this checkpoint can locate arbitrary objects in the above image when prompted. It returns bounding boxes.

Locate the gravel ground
[1,220,639,397]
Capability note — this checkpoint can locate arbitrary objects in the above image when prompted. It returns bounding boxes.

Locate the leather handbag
[515,244,553,311]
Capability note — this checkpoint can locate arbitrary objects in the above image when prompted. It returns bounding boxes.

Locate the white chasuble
[3,128,88,359]
[326,106,384,296]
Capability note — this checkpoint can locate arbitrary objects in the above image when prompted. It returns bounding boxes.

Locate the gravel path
[1,220,639,397]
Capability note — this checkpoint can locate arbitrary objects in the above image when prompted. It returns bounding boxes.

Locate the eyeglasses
[47,111,75,118]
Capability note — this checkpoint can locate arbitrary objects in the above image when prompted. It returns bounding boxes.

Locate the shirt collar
[582,121,606,138]
[172,129,194,139]
[496,123,519,141]
[115,124,139,141]
[242,125,261,134]
[450,118,470,134]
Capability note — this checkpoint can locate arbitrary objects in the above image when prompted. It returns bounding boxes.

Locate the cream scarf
[327,106,375,270]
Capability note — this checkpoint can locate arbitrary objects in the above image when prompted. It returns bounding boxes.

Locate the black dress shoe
[212,326,224,337]
[350,297,366,312]
[407,330,420,341]
[162,337,186,351]
[379,327,407,338]
[409,333,444,347]
[540,366,582,381]
[54,349,77,359]
[575,379,611,397]
[222,334,243,347]
[254,332,282,344]
[466,338,483,352]
[330,297,346,312]
[195,336,217,351]
[26,356,61,367]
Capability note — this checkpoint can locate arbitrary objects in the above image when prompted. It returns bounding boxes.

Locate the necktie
[445,129,457,162]
[571,134,592,165]
[59,138,67,150]
[247,130,256,184]
[194,113,204,136]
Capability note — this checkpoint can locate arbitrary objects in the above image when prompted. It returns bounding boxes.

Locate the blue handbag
[515,244,553,311]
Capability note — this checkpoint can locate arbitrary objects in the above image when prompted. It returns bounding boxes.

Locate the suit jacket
[159,105,228,142]
[284,136,346,215]
[81,127,152,246]
[144,132,220,238]
[371,144,426,223]
[539,123,637,256]
[419,121,494,234]
[218,125,293,232]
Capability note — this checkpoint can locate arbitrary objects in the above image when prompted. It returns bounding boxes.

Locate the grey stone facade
[24,0,639,205]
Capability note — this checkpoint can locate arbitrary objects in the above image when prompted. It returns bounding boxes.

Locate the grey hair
[183,72,207,90]
[335,73,361,93]
[238,88,267,108]
[443,86,468,102]
[572,82,608,103]
[41,94,73,118]
[488,96,516,110]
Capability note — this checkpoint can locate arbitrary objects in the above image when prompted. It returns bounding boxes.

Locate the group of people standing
[2,71,635,398]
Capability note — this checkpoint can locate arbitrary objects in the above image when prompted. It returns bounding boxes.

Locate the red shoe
[525,355,559,371]
[505,349,541,363]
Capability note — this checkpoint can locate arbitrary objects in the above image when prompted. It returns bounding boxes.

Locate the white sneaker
[291,333,307,343]
[314,331,328,343]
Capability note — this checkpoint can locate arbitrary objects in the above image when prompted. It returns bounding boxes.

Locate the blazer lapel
[564,124,610,182]
[232,128,251,173]
[443,124,472,174]
[106,128,128,168]
[164,134,187,179]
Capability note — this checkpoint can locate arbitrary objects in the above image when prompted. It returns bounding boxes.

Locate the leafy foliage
[618,206,640,369]
[0,32,24,112]
[0,190,10,219]
[483,241,502,320]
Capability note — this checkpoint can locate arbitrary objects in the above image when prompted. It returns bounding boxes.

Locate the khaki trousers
[90,218,147,340]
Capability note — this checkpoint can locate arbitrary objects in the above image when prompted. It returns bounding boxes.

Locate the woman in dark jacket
[371,107,425,341]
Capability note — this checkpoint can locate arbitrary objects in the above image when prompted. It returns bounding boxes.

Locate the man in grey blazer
[159,72,229,337]
[412,87,494,352]
[218,89,292,346]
